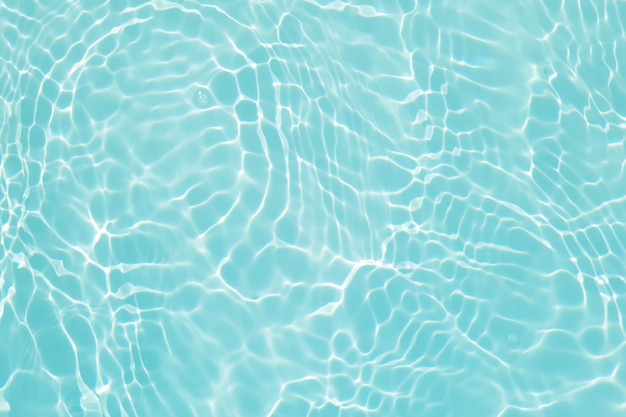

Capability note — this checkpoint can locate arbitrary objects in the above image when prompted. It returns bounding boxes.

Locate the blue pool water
[1,0,626,416]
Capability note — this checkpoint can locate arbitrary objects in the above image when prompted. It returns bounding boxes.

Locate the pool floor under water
[1,1,626,416]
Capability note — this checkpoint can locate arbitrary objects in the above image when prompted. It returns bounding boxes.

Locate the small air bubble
[194,88,210,108]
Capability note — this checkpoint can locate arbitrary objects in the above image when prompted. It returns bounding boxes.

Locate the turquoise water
[1,0,626,416]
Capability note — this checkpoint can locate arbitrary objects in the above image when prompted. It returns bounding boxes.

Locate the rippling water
[1,1,626,416]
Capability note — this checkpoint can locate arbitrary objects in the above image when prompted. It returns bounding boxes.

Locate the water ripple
[1,1,626,416]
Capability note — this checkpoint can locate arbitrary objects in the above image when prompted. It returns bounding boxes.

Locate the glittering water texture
[1,0,626,416]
